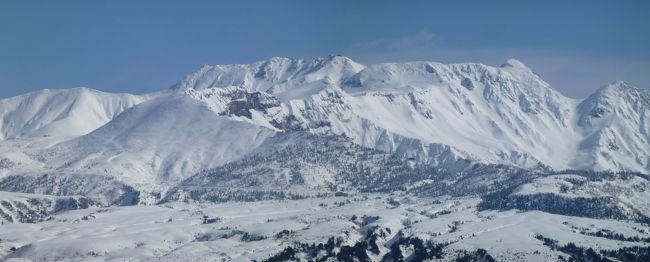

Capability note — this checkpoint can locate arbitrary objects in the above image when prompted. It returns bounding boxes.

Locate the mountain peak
[579,80,649,125]
[500,58,530,70]
[170,55,365,95]
[602,80,635,91]
[595,81,648,99]
[323,54,353,62]
[312,54,364,70]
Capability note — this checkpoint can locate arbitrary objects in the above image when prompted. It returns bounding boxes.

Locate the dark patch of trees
[535,234,650,262]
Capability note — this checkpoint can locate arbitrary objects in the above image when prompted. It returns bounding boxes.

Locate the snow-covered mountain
[575,81,650,172]
[41,94,275,188]
[2,56,649,261]
[172,55,648,174]
[0,87,150,141]
[0,56,647,197]
[172,55,365,101]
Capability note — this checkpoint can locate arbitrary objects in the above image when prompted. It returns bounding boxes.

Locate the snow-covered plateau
[0,56,648,261]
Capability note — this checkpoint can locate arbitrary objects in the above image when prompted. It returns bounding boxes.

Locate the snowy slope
[337,59,578,169]
[0,87,150,141]
[36,94,276,190]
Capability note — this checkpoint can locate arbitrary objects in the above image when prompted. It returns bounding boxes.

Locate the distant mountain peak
[500,58,532,71]
[170,55,365,98]
[589,81,649,105]
[600,81,644,93]
[322,54,356,63]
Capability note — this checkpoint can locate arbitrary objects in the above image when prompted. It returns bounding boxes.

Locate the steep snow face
[575,82,650,172]
[0,88,150,141]
[181,85,477,170]
[37,94,276,189]
[336,59,577,168]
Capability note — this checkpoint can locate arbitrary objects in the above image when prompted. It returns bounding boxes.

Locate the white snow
[0,56,646,196]
[0,87,151,141]
[37,94,277,190]
[169,56,649,173]
[1,195,647,261]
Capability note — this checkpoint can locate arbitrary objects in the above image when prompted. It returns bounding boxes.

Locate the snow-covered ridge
[0,56,647,196]
[171,55,365,101]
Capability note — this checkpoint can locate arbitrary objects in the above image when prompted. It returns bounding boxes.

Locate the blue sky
[1,0,648,98]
